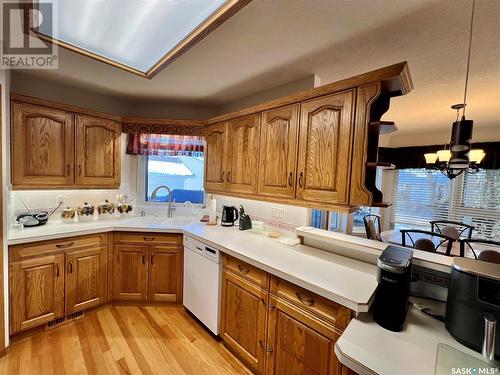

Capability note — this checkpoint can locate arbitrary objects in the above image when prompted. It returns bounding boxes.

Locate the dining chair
[363,214,382,241]
[460,238,500,262]
[430,220,474,240]
[400,229,457,255]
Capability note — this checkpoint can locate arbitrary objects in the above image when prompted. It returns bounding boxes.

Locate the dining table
[380,229,491,259]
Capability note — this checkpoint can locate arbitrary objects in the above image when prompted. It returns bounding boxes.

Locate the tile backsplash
[213,194,310,231]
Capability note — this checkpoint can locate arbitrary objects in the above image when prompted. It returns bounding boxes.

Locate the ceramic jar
[77,202,94,222]
[97,199,115,219]
[117,204,133,217]
[61,207,76,223]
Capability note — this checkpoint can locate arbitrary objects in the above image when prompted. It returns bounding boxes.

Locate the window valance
[126,133,204,156]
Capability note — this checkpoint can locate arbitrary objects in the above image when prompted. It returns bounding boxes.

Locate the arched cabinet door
[258,104,299,198]
[204,122,228,192]
[296,90,355,205]
[11,102,74,188]
[75,114,121,188]
[226,114,261,194]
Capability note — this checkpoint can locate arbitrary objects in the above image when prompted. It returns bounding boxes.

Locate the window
[146,155,204,204]
[131,134,205,204]
[392,169,500,239]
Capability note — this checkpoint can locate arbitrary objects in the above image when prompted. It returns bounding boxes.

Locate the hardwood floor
[0,305,250,374]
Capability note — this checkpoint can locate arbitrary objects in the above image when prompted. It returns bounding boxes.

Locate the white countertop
[335,308,498,375]
[8,216,378,312]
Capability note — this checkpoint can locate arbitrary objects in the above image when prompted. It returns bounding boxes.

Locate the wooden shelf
[371,201,392,208]
[366,162,395,169]
[369,121,397,134]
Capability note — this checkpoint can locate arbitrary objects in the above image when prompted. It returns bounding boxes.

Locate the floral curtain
[126,133,204,156]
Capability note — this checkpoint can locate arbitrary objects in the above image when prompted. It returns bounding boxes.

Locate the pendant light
[425,0,485,179]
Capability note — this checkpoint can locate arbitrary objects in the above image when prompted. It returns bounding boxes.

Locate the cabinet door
[205,122,228,192]
[220,269,268,374]
[113,245,148,301]
[11,102,74,188]
[226,114,261,194]
[296,91,355,204]
[75,114,121,188]
[258,105,300,198]
[266,296,343,375]
[149,246,183,303]
[65,247,107,314]
[10,254,65,334]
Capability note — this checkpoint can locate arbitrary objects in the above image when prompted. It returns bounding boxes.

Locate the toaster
[16,212,49,227]
[445,257,500,361]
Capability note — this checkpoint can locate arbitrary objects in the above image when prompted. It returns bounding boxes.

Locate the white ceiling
[17,0,500,136]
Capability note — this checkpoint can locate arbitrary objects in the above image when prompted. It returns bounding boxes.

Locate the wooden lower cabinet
[10,254,65,334]
[266,295,343,375]
[65,247,108,313]
[220,268,268,374]
[149,246,183,303]
[113,245,149,301]
[220,255,351,375]
[112,233,184,303]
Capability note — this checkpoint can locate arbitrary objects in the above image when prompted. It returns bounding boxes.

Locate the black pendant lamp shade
[449,116,473,169]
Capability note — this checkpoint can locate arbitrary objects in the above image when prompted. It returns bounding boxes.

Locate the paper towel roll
[208,195,216,223]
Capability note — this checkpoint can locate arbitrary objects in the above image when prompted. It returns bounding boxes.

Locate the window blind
[392,169,500,239]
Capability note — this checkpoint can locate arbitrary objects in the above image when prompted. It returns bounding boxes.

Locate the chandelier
[424,0,485,180]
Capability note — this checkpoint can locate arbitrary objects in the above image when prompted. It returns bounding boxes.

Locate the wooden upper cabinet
[11,102,74,188]
[296,90,355,204]
[149,246,183,303]
[75,114,121,188]
[226,114,261,194]
[258,104,300,198]
[9,254,65,334]
[65,247,107,314]
[113,245,148,301]
[204,122,228,192]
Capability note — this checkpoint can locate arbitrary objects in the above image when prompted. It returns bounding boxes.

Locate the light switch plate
[272,207,285,220]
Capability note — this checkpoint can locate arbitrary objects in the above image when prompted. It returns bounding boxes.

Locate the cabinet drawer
[222,254,269,290]
[9,233,109,261]
[114,232,182,246]
[270,276,352,329]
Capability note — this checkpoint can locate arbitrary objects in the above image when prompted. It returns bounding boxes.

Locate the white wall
[1,69,11,347]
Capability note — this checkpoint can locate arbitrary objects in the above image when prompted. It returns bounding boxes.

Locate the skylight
[37,0,245,77]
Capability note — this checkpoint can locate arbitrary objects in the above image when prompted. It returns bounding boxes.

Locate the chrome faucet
[184,200,194,216]
[151,185,174,218]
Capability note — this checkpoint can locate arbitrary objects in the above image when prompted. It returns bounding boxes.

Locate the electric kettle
[221,206,239,227]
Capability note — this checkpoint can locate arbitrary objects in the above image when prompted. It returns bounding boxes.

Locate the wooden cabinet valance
[121,119,205,136]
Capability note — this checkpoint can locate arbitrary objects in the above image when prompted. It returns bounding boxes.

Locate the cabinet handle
[67,164,70,175]
[143,237,155,241]
[56,242,74,249]
[151,254,154,264]
[142,254,146,264]
[259,341,273,352]
[296,292,315,306]
[221,171,225,182]
[79,165,82,176]
[227,171,231,183]
[55,264,60,277]
[69,261,73,274]
[238,265,249,274]
[298,172,303,188]
[288,172,292,187]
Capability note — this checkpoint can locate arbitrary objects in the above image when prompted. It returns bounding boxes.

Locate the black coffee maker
[221,206,239,227]
[372,246,413,332]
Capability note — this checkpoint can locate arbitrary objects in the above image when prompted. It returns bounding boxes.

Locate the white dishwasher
[183,235,221,335]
